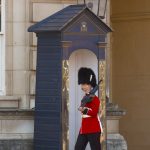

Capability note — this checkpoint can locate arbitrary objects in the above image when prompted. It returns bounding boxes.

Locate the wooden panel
[34,32,62,150]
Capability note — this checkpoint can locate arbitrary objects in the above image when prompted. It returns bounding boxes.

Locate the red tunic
[79,96,101,134]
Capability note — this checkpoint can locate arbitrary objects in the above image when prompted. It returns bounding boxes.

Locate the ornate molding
[62,60,69,150]
[111,12,150,22]
[97,42,107,48]
[106,103,126,117]
[0,96,21,109]
[61,41,72,59]
[0,109,34,120]
[61,41,72,48]
[99,60,106,150]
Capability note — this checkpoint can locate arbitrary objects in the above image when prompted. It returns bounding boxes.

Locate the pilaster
[106,102,127,150]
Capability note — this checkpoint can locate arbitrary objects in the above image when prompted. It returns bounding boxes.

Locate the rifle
[79,79,102,108]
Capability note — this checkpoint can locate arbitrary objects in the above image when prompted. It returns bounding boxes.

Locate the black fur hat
[78,67,96,88]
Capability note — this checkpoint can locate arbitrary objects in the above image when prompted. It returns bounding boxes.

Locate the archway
[69,49,98,150]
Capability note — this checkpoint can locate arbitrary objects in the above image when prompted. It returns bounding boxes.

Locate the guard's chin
[85,91,90,94]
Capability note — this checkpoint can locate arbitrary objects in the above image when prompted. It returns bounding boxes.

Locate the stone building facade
[1,0,115,149]
[1,0,149,150]
[1,0,112,149]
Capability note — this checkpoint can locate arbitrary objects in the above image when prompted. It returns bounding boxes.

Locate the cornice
[111,12,150,22]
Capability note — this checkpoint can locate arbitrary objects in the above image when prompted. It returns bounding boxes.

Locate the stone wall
[0,140,33,150]
[0,110,34,150]
[1,1,116,150]
[111,0,150,149]
[2,1,86,149]
[5,0,31,108]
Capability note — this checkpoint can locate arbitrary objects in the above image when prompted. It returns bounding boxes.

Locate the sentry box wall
[28,4,111,150]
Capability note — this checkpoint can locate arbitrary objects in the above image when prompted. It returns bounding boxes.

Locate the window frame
[0,0,5,34]
[0,0,5,95]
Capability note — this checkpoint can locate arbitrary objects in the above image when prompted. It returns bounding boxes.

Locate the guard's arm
[86,97,100,116]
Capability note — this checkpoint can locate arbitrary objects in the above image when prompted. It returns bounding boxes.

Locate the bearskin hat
[78,67,96,88]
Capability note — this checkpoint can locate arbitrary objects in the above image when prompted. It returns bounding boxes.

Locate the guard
[75,67,101,150]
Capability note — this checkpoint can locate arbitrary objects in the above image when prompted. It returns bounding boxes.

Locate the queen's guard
[75,67,102,150]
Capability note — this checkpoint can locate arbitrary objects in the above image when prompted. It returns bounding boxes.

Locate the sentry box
[28,4,111,150]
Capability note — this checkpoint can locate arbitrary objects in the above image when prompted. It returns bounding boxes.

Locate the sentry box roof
[28,4,112,33]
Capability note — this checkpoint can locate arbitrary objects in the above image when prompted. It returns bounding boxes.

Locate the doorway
[69,49,98,150]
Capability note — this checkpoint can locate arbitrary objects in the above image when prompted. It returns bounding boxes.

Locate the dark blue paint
[28,5,111,33]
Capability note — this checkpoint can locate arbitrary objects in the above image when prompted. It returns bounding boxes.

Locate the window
[0,0,1,31]
[0,0,5,33]
[0,0,5,95]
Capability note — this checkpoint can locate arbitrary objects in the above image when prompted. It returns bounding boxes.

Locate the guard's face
[81,84,92,94]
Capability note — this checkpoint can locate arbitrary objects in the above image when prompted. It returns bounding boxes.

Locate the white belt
[82,114,91,118]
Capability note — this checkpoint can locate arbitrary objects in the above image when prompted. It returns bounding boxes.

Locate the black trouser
[75,132,101,150]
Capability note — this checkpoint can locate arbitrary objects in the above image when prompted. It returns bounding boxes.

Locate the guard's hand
[78,107,85,112]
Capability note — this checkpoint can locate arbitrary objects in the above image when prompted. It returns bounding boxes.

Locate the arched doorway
[69,49,98,150]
